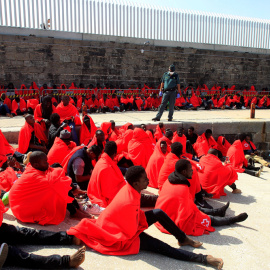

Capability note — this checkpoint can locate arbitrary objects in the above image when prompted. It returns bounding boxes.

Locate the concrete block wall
[1,33,270,89]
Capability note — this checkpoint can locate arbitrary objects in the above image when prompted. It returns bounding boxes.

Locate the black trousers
[0,223,73,269]
[139,209,207,265]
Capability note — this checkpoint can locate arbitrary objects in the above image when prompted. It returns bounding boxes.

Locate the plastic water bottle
[2,191,9,206]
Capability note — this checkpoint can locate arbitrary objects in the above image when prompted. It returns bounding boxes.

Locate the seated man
[155,159,248,236]
[67,166,223,269]
[48,113,68,148]
[0,200,85,269]
[86,94,99,113]
[198,149,241,198]
[154,122,165,142]
[0,94,12,117]
[127,128,154,168]
[62,145,102,191]
[56,95,82,145]
[9,152,74,225]
[193,129,218,158]
[242,134,270,168]
[88,130,106,153]
[158,129,173,149]
[227,138,261,177]
[79,115,97,146]
[11,97,27,116]
[146,140,168,189]
[185,126,198,145]
[47,130,77,165]
[17,114,48,154]
[87,141,126,209]
[34,96,56,130]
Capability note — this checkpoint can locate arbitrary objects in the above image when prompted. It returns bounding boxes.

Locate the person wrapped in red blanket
[68,165,224,269]
[9,151,73,225]
[198,149,240,198]
[17,114,48,154]
[79,115,97,146]
[155,159,248,236]
[146,140,168,188]
[193,129,218,158]
[87,141,125,208]
[47,130,76,165]
[127,128,154,168]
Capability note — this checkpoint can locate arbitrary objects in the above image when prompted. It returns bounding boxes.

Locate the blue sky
[130,0,270,21]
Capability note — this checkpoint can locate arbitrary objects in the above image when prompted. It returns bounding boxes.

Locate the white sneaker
[80,202,105,215]
[241,106,246,109]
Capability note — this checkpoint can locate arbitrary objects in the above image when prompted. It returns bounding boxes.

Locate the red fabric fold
[55,102,82,125]
[47,137,76,165]
[79,115,97,145]
[193,133,217,157]
[0,167,18,191]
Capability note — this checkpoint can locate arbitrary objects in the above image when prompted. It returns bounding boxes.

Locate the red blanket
[0,167,18,191]
[11,99,27,115]
[67,184,148,255]
[154,125,164,142]
[127,128,154,168]
[146,141,168,188]
[34,104,56,122]
[172,133,187,154]
[155,180,215,236]
[100,122,112,140]
[87,153,126,208]
[9,165,73,225]
[115,129,134,154]
[227,140,248,172]
[217,136,231,157]
[47,137,76,165]
[198,154,238,198]
[79,115,97,145]
[146,130,156,145]
[55,102,82,125]
[17,122,48,154]
[0,130,15,156]
[242,139,256,151]
[193,133,217,157]
[158,153,179,190]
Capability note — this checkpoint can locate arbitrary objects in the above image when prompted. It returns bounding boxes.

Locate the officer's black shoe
[152,118,160,121]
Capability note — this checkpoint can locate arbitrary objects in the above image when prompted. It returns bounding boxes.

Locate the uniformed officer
[152,64,180,121]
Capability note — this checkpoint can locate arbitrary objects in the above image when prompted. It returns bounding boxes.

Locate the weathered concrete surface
[3,167,270,270]
[1,31,270,89]
[1,109,270,145]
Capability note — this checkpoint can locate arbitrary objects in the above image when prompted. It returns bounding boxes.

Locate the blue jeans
[155,91,177,120]
[69,122,79,146]
[0,104,10,115]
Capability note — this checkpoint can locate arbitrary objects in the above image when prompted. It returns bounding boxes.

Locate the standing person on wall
[152,64,180,122]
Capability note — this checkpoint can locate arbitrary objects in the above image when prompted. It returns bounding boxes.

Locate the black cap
[169,65,175,72]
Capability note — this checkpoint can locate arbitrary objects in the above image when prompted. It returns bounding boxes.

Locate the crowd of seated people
[1,82,270,118]
[2,96,270,269]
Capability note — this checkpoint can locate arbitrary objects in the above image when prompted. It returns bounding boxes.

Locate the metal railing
[1,0,270,49]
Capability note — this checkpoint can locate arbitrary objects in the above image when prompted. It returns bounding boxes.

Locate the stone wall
[1,33,270,89]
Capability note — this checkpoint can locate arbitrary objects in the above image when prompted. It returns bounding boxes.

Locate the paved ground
[1,109,270,132]
[3,167,270,270]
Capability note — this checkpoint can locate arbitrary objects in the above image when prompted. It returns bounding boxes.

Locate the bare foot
[6,113,13,118]
[232,188,242,194]
[206,255,224,269]
[69,246,86,268]
[178,236,203,248]
[72,236,82,246]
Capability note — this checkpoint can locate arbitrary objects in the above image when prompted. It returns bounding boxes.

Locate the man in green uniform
[152,65,180,121]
